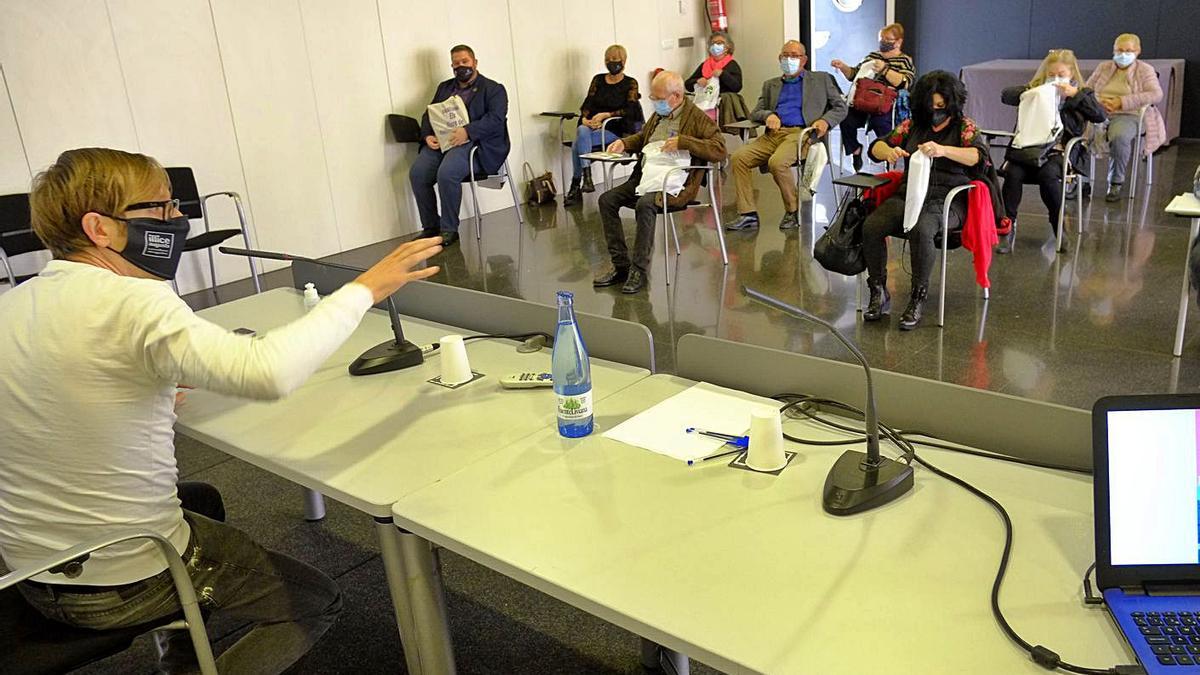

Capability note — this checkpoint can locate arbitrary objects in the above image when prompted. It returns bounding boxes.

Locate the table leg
[639,639,691,675]
[375,518,456,675]
[302,488,326,521]
[1173,218,1199,357]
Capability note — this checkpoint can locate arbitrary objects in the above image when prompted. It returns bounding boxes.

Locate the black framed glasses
[124,199,181,220]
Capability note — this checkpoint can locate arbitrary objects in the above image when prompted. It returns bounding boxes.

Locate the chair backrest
[387,114,422,144]
[0,193,44,257]
[164,167,203,220]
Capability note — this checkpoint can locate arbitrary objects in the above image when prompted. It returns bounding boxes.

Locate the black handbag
[814,197,868,276]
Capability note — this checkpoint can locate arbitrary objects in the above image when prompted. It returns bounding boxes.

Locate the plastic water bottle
[552,291,593,437]
[303,282,319,311]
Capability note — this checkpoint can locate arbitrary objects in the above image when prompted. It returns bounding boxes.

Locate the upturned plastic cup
[746,410,787,472]
[439,335,473,385]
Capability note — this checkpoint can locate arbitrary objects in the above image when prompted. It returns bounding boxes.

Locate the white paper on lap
[903,150,932,233]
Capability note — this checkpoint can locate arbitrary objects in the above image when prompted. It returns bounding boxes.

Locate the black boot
[852,150,864,172]
[581,172,595,193]
[563,178,582,207]
[864,278,890,321]
[899,286,928,331]
[997,219,1015,254]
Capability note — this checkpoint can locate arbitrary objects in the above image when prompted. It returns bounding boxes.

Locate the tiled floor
[86,137,1200,674]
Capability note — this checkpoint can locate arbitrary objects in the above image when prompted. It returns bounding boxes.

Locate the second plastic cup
[439,334,473,385]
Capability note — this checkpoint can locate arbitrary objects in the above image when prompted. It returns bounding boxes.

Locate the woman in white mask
[1083,33,1165,202]
[684,32,744,97]
[997,49,1105,252]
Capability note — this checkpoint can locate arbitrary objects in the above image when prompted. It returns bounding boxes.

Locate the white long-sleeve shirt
[0,260,373,584]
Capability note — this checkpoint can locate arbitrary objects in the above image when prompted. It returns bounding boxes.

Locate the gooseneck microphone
[743,286,914,515]
[219,247,424,376]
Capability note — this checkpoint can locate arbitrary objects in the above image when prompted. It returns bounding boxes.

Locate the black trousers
[862,194,965,289]
[598,178,661,274]
[1001,158,1064,232]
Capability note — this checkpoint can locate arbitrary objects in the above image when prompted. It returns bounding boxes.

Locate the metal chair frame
[658,163,727,286]
[466,145,525,241]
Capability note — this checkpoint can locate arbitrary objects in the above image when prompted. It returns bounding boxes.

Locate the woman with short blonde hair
[563,44,643,206]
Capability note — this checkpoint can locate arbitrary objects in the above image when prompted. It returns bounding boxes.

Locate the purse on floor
[523,162,557,206]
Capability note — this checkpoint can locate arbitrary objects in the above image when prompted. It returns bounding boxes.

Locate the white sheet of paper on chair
[602,382,779,462]
[902,150,932,233]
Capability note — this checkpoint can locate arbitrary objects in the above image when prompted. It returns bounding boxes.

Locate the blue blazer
[419,74,511,175]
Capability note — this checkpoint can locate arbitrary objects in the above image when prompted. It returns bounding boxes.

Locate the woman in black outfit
[862,70,988,331]
[997,49,1106,252]
[683,32,743,95]
[564,44,642,206]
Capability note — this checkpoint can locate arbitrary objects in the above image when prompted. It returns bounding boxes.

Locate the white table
[579,151,637,193]
[174,288,650,675]
[1167,193,1200,358]
[393,374,1131,674]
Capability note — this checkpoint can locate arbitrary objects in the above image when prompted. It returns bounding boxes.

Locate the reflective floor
[278,139,1200,412]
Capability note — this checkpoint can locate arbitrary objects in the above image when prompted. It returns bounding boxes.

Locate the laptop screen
[1106,408,1200,566]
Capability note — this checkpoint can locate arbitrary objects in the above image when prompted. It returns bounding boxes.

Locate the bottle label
[557,391,593,422]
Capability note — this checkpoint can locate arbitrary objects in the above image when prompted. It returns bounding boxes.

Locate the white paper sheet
[602,382,779,462]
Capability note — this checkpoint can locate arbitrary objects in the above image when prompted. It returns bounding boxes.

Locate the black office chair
[165,166,262,297]
[0,529,216,675]
[387,113,524,241]
[0,193,43,288]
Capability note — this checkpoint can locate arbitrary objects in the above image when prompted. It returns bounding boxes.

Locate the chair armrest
[660,164,716,210]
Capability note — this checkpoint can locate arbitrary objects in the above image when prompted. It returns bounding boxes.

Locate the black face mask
[605,61,623,75]
[112,216,190,280]
[879,40,896,53]
[454,66,474,83]
[930,109,950,126]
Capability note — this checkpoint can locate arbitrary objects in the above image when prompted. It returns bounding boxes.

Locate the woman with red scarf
[684,32,743,98]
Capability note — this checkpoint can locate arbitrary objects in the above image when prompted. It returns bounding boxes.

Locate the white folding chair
[466,146,525,241]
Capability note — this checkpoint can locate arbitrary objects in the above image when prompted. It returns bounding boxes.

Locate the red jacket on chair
[961,180,998,289]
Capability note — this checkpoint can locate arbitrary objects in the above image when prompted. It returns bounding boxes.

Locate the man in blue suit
[412,44,510,246]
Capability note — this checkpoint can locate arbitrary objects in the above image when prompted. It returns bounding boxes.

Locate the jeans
[18,482,342,675]
[1101,113,1139,185]
[571,126,619,179]
[862,194,965,289]
[598,176,660,274]
[1001,158,1064,232]
[839,107,895,155]
[410,142,485,233]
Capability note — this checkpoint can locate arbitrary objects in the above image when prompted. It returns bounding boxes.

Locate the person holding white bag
[594,71,726,294]
[831,23,915,172]
[997,49,1106,253]
[862,71,987,331]
[410,44,510,247]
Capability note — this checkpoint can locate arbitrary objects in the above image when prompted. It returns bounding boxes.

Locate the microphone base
[349,339,424,376]
[822,450,914,516]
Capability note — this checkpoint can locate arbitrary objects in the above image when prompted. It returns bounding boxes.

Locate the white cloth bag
[636,141,692,197]
[1011,82,1062,149]
[693,78,720,111]
[902,150,932,233]
[426,95,470,153]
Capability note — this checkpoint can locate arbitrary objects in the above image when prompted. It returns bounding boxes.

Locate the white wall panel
[508,0,570,186]
[108,0,257,294]
[299,0,403,248]
[209,0,339,259]
[0,1,139,170]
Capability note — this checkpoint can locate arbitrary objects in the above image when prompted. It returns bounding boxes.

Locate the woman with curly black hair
[862,70,988,330]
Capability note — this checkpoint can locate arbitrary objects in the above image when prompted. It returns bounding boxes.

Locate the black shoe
[726,213,760,231]
[581,173,595,193]
[778,211,800,230]
[419,227,439,239]
[1105,183,1123,202]
[439,231,460,247]
[563,187,583,207]
[1065,181,1079,200]
[852,151,864,172]
[864,279,890,321]
[621,268,647,294]
[592,266,629,288]
[899,286,928,331]
[1081,182,1092,199]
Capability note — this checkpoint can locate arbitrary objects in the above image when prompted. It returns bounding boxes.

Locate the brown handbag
[522,162,557,205]
[852,79,898,116]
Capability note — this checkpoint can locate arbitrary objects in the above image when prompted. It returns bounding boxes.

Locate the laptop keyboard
[1134,611,1200,666]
